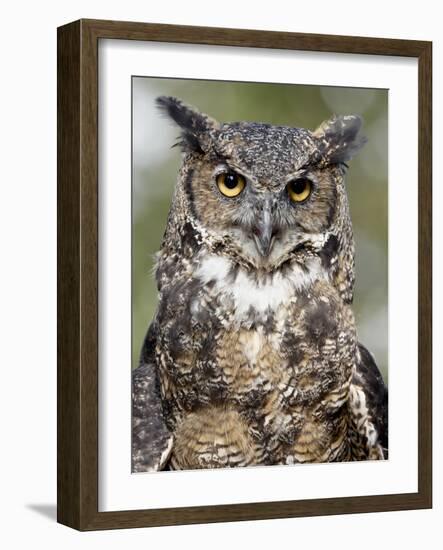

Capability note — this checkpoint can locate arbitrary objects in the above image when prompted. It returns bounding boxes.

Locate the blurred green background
[132,77,388,382]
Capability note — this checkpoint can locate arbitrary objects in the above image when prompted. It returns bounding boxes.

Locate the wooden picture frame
[57,18,432,530]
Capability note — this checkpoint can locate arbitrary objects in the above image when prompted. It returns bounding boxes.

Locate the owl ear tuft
[313,115,367,165]
[156,96,219,154]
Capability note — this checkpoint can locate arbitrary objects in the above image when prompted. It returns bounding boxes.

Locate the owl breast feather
[154,250,357,465]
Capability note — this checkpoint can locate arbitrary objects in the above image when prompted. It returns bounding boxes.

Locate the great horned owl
[132,96,388,472]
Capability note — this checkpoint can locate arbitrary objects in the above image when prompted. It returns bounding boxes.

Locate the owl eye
[287,178,312,203]
[216,171,246,198]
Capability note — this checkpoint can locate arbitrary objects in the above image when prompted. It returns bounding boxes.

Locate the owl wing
[132,327,173,473]
[350,343,388,458]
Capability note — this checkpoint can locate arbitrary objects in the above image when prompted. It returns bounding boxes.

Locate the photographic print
[57,19,431,529]
[131,78,388,473]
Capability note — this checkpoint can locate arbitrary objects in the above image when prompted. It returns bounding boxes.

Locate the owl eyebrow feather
[297,156,350,175]
[293,161,317,174]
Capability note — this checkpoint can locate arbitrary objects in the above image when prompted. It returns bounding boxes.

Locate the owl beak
[252,203,275,257]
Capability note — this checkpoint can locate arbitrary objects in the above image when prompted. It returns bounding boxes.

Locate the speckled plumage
[132,97,388,472]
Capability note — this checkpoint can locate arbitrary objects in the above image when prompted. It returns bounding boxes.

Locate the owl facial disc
[156,96,367,283]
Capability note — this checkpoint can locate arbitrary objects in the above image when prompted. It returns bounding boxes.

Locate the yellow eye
[287,178,312,203]
[216,171,246,198]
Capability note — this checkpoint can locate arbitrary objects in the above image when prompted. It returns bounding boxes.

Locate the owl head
[157,96,366,303]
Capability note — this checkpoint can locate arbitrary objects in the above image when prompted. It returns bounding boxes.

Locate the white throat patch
[195,253,329,318]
